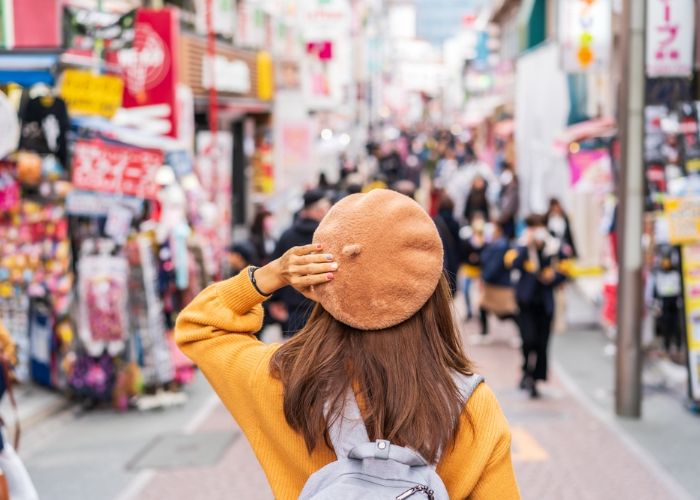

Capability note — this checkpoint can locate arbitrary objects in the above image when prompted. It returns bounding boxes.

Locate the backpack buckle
[375,439,390,459]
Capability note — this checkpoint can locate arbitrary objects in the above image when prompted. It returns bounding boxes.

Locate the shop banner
[646,0,696,78]
[558,0,612,73]
[71,139,163,199]
[62,7,135,51]
[681,244,700,402]
[116,9,179,138]
[59,69,124,119]
[664,197,700,244]
[65,190,143,217]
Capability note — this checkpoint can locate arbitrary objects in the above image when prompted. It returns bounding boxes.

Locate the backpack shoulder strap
[328,374,485,461]
[327,390,370,459]
[431,373,485,468]
[454,372,484,402]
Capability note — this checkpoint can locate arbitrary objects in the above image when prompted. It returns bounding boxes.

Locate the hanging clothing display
[19,95,70,168]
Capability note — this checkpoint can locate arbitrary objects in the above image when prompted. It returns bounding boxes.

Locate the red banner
[115,9,179,138]
[71,139,163,199]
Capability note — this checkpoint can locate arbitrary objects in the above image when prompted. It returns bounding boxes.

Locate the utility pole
[615,0,646,418]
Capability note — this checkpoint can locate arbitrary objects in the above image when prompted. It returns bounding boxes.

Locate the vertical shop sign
[117,9,179,137]
[646,0,696,77]
[559,0,612,72]
[681,244,700,402]
[196,131,233,271]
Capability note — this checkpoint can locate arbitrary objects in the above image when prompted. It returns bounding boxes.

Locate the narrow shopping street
[16,291,695,500]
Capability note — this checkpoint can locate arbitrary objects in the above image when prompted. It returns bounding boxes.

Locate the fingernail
[316,244,322,250]
[331,262,338,270]
[327,273,334,280]
[326,254,333,261]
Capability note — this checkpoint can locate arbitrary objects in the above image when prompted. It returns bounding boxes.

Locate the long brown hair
[269,275,474,463]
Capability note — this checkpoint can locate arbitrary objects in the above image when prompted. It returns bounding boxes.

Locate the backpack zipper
[396,485,435,500]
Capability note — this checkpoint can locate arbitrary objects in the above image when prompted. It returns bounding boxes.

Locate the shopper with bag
[0,320,38,500]
[478,222,518,336]
[176,189,519,500]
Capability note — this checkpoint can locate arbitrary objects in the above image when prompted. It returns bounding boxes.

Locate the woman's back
[175,190,519,499]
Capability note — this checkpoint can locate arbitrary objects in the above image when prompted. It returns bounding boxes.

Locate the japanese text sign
[59,69,124,118]
[71,138,163,199]
[664,197,700,244]
[646,0,696,77]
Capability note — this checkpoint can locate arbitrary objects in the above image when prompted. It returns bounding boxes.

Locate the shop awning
[554,117,617,149]
[0,53,60,86]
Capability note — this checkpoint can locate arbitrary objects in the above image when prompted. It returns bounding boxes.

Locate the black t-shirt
[19,96,70,168]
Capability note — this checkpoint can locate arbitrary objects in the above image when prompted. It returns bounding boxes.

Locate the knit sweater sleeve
[467,385,520,500]
[174,269,277,423]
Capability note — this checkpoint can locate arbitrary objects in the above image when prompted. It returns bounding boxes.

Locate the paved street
[17,291,697,500]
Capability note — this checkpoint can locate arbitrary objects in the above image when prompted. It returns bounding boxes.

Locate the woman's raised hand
[254,244,338,301]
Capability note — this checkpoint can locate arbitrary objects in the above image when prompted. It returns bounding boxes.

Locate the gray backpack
[299,373,484,500]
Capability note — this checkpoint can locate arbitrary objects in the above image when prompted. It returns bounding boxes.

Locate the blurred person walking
[545,198,577,258]
[433,192,462,296]
[250,207,276,266]
[478,223,518,337]
[461,217,487,324]
[176,189,519,500]
[463,175,490,224]
[269,189,331,337]
[497,163,519,240]
[507,215,567,398]
[443,148,498,224]
[545,198,576,333]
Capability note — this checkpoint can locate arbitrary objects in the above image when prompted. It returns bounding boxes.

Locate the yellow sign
[60,69,124,118]
[681,244,700,402]
[256,51,274,101]
[664,197,700,245]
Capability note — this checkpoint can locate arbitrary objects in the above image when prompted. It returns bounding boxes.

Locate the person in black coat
[432,192,462,296]
[507,214,567,398]
[269,189,331,337]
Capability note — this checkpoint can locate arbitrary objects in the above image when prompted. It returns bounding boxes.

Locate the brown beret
[312,189,444,330]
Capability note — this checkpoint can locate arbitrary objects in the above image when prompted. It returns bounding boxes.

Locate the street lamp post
[615,0,646,418]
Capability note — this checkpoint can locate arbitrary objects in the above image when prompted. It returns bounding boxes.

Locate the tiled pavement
[129,317,689,500]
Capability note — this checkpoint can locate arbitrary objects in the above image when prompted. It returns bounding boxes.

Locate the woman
[176,189,519,499]
[433,191,462,295]
[464,175,490,224]
[545,198,577,258]
[249,207,275,266]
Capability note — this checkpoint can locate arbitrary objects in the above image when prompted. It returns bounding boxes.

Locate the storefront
[0,6,226,411]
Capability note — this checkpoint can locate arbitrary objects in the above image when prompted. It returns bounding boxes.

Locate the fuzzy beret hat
[312,189,444,330]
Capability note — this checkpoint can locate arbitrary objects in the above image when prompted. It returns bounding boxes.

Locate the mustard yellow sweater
[175,271,520,500]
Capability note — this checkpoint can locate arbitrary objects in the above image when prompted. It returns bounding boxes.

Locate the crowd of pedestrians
[230,127,577,399]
